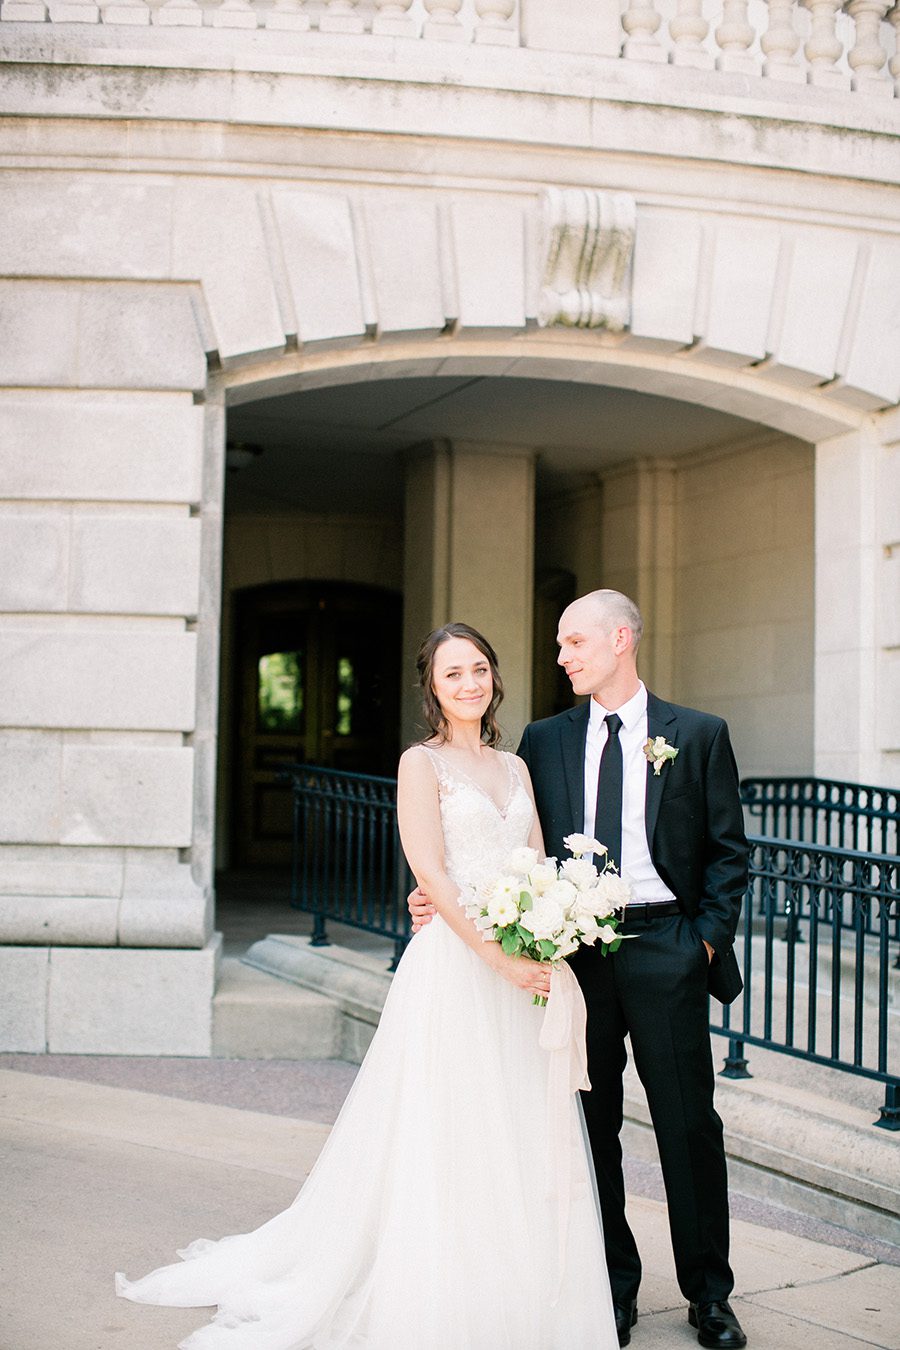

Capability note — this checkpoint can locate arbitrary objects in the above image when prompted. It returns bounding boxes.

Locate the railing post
[422,0,467,41]
[874,1083,900,1130]
[621,0,667,61]
[761,0,805,79]
[372,0,415,37]
[670,0,714,67]
[474,0,518,45]
[715,0,758,72]
[803,0,852,87]
[720,1036,752,1078]
[846,0,894,95]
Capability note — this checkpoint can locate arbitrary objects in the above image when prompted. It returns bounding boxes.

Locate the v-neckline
[428,748,516,819]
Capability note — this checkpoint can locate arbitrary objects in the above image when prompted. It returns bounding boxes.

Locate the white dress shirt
[582,681,676,906]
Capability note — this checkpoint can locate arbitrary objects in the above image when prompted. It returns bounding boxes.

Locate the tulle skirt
[116,916,617,1349]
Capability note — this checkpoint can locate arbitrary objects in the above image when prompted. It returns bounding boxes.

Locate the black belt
[620,901,681,925]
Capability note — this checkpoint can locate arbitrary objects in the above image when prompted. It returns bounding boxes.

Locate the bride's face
[431,637,493,727]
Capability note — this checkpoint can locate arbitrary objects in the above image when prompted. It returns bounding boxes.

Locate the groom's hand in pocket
[408,887,436,932]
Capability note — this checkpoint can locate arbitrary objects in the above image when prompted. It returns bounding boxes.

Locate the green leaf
[538,939,557,959]
[518,891,533,911]
[501,929,522,957]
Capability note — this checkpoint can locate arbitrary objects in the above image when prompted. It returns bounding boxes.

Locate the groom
[412,590,749,1349]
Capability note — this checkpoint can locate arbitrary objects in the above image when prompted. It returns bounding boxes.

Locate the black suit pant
[571,911,734,1307]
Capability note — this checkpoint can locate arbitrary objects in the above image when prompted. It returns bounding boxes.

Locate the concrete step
[243,933,391,1062]
[212,957,343,1060]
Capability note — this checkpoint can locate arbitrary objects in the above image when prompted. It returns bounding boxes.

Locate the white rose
[486,892,521,928]
[519,894,566,941]
[560,857,599,890]
[503,846,540,876]
[528,860,560,895]
[542,878,578,912]
[585,872,631,917]
[563,833,609,859]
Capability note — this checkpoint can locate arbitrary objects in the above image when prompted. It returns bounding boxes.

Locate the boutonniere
[644,735,678,776]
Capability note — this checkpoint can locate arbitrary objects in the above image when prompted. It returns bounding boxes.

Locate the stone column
[0,278,220,1055]
[599,459,677,695]
[814,417,900,786]
[402,440,535,747]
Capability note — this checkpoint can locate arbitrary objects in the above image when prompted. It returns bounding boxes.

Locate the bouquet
[464,833,634,1005]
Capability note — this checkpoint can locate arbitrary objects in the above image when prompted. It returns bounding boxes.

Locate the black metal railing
[714,836,899,1130]
[278,763,413,969]
[282,765,899,1129]
[740,775,899,856]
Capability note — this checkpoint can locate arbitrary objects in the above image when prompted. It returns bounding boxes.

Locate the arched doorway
[233,581,402,867]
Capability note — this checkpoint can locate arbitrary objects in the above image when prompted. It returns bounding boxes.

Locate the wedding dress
[116,747,618,1350]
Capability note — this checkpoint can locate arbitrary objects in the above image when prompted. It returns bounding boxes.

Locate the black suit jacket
[518,692,748,1004]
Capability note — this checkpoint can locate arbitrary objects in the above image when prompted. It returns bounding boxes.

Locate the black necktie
[593,713,623,871]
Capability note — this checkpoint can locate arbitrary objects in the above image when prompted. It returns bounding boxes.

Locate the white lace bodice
[417,745,535,894]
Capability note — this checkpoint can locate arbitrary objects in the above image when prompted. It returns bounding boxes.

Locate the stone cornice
[1,31,899,188]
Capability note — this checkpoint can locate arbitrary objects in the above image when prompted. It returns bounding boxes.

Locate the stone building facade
[1,0,898,1053]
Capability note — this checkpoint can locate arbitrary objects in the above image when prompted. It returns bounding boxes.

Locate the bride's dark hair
[416,623,504,749]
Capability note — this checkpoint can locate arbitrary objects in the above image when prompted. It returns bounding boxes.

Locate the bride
[116,622,618,1350]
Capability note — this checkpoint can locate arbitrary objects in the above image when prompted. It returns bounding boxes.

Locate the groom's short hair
[583,589,644,649]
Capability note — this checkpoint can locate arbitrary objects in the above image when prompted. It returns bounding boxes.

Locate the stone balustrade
[0,0,897,97]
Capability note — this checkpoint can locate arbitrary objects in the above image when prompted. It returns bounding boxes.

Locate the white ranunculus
[489,874,520,903]
[519,894,567,941]
[594,871,632,911]
[598,923,619,945]
[503,845,540,876]
[560,857,599,890]
[528,860,560,895]
[486,892,521,928]
[563,833,609,859]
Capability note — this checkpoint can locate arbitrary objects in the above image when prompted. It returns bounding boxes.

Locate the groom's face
[556,610,618,698]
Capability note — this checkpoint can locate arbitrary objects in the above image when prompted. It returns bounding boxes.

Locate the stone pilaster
[814,416,900,786]
[402,440,535,747]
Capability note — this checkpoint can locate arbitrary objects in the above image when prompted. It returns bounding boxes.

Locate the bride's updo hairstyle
[416,622,504,748]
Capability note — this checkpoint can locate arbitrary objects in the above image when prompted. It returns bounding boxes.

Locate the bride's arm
[397,749,551,1000]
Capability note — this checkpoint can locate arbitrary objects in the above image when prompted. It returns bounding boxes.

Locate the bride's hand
[491,951,552,1000]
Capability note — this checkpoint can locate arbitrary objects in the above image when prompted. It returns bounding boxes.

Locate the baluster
[621,0,667,61]
[211,0,259,25]
[319,0,366,32]
[154,0,202,26]
[46,0,99,20]
[715,0,757,72]
[802,0,852,86]
[669,0,714,67]
[422,0,467,41]
[101,0,150,21]
[846,0,894,93]
[761,0,805,78]
[889,3,900,95]
[266,0,310,31]
[372,0,415,37]
[475,0,517,45]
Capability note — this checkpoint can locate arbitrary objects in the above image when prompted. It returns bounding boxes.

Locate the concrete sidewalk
[2,1065,899,1350]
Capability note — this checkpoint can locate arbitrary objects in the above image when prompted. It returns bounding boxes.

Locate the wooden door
[233,582,402,867]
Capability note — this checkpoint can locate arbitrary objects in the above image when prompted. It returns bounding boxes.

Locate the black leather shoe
[688,1301,747,1348]
[614,1300,637,1347]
